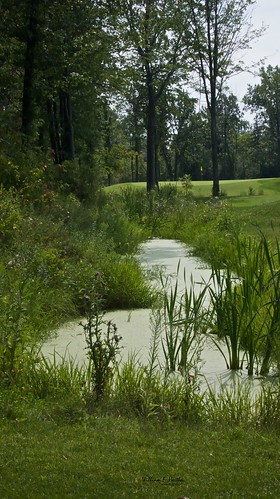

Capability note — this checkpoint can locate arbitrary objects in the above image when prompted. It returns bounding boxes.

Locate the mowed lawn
[0,417,280,498]
[106,178,280,207]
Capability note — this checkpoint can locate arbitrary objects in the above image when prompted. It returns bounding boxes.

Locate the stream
[42,238,265,392]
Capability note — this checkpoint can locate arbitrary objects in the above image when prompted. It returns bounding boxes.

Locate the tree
[40,0,97,162]
[21,0,41,140]
[116,0,184,191]
[0,1,38,144]
[187,0,261,196]
[121,77,146,182]
[244,65,280,177]
[0,0,115,199]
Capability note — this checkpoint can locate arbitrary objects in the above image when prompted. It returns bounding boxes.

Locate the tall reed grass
[209,234,280,376]
[160,271,208,375]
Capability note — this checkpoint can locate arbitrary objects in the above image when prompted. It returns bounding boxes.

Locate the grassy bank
[0,416,279,498]
[106,179,280,264]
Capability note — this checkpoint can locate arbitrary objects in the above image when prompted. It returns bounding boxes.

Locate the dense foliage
[0,1,278,199]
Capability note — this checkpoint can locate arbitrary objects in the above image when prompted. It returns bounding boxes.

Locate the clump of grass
[258,234,280,375]
[159,271,207,375]
[208,266,245,371]
[113,356,205,423]
[205,379,257,425]
[111,304,205,423]
[256,381,280,426]
[103,255,156,309]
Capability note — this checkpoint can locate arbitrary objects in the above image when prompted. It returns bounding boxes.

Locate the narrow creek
[42,238,264,392]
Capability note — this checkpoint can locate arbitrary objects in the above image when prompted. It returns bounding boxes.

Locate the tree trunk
[209,0,220,197]
[133,103,141,182]
[22,0,40,139]
[155,141,160,184]
[162,143,173,180]
[146,78,158,191]
[131,154,134,182]
[210,106,220,196]
[59,91,75,161]
[135,153,139,182]
[276,100,280,175]
[47,99,62,164]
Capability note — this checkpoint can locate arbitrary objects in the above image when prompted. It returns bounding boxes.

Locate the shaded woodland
[1,0,279,198]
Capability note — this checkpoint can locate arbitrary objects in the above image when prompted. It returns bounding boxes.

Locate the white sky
[230,0,280,102]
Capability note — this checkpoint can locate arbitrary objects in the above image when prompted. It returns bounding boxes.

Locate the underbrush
[2,184,280,425]
[1,284,280,429]
[0,187,154,389]
[1,353,280,430]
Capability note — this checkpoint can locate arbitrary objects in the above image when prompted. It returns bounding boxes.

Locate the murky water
[42,238,264,391]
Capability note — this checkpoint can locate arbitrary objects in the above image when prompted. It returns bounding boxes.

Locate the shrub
[103,256,155,309]
[0,187,22,245]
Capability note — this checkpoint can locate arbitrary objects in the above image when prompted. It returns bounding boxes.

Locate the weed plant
[80,293,122,400]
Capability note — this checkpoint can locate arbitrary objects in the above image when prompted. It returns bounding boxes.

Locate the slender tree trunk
[210,103,220,196]
[133,100,141,182]
[209,0,220,197]
[135,153,139,182]
[162,143,173,180]
[174,150,179,181]
[131,154,134,182]
[276,101,280,175]
[59,91,75,161]
[135,133,140,182]
[155,141,159,184]
[22,0,40,139]
[146,78,158,191]
[47,99,62,164]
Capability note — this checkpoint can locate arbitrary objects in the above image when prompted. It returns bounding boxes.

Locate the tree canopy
[0,0,275,200]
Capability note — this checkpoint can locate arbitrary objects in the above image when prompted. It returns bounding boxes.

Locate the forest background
[1,0,280,199]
